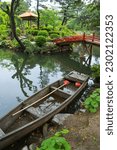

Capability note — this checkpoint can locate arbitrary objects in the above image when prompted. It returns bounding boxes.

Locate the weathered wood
[12,83,67,116]
[0,128,5,138]
[26,107,40,118]
[66,71,88,82]
[51,86,71,99]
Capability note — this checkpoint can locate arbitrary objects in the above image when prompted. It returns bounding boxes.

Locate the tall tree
[75,0,100,31]
[0,1,25,50]
[36,0,48,29]
[41,9,60,28]
[37,0,40,29]
[16,0,31,15]
[55,0,82,28]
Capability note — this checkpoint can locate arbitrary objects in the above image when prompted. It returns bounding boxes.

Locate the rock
[43,123,48,138]
[29,143,37,150]
[52,113,73,125]
[22,145,29,150]
[88,79,94,86]
[79,109,86,113]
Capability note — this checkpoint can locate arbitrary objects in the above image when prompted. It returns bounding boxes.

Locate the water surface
[0,44,100,118]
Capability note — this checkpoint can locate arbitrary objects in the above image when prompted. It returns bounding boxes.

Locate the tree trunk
[37,0,40,30]
[37,10,40,30]
[10,12,25,51]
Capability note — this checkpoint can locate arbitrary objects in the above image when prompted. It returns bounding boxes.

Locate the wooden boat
[0,71,89,149]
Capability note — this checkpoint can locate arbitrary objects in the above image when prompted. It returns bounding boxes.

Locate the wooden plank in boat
[26,107,40,118]
[51,86,71,99]
[0,128,5,138]
[65,71,88,82]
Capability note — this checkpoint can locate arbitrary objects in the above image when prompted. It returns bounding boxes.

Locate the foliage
[23,39,38,54]
[37,129,71,150]
[50,34,60,39]
[91,64,100,82]
[0,39,19,49]
[72,0,100,31]
[38,30,49,37]
[16,0,30,15]
[41,25,53,32]
[28,29,39,36]
[40,9,61,29]
[35,36,46,47]
[84,88,100,113]
[55,0,82,27]
[0,0,25,50]
[49,31,60,35]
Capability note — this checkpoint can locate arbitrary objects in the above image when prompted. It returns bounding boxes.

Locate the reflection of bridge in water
[53,33,100,67]
[53,33,100,46]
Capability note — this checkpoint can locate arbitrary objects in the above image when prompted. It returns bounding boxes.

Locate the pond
[0,44,100,118]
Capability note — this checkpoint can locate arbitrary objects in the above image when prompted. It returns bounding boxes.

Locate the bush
[27,29,38,36]
[50,34,60,39]
[38,30,49,37]
[35,36,46,47]
[49,31,60,35]
[23,39,36,54]
[37,129,71,150]
[84,88,100,113]
[41,25,53,31]
[91,64,100,83]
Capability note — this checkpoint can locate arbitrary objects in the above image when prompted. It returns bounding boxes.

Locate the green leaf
[55,132,61,137]
[89,107,97,113]
[61,129,69,135]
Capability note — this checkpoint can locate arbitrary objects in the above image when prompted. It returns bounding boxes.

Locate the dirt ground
[59,110,100,150]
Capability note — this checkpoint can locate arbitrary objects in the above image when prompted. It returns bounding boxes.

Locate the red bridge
[53,33,100,46]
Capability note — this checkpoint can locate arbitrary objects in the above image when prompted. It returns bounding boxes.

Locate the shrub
[23,39,36,54]
[28,29,38,36]
[41,25,53,31]
[35,36,46,47]
[84,88,100,113]
[49,31,60,35]
[50,34,60,39]
[91,64,100,83]
[37,129,71,150]
[16,28,21,36]
[38,30,49,37]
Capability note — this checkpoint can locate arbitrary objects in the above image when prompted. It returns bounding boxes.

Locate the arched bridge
[53,33,100,46]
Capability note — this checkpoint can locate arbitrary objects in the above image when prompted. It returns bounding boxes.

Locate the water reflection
[11,55,37,97]
[0,46,100,117]
[71,42,100,67]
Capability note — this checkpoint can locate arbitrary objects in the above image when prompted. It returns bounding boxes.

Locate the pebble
[22,145,29,150]
[79,109,86,113]
[29,143,37,150]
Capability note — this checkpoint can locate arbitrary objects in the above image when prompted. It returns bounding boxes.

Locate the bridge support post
[83,32,85,41]
[92,33,95,42]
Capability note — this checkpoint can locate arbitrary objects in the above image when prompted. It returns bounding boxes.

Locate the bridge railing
[53,33,100,44]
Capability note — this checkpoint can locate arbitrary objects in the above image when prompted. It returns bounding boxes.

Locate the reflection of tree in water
[37,57,60,88]
[11,55,37,97]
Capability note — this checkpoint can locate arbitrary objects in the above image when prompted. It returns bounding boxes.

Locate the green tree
[0,1,25,50]
[55,0,82,29]
[16,0,31,15]
[40,9,60,29]
[74,0,100,31]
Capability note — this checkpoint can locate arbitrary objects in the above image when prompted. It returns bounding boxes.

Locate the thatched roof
[19,12,38,20]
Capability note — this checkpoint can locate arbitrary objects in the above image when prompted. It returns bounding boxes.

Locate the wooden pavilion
[19,11,38,27]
